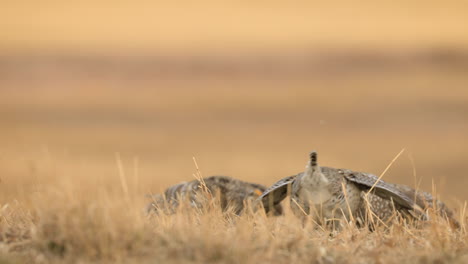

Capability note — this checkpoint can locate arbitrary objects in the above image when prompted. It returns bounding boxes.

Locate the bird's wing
[258,174,298,213]
[341,170,417,210]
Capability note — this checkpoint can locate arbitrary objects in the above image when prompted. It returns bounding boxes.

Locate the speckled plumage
[260,151,459,228]
[147,175,283,215]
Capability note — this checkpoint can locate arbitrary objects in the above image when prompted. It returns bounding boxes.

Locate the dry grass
[0,60,467,262]
[1,60,468,262]
[0,180,467,264]
[1,1,468,262]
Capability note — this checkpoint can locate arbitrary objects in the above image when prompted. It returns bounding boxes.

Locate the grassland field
[1,1,468,263]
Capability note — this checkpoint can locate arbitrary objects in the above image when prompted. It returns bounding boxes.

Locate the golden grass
[0,180,467,263]
[1,49,468,262]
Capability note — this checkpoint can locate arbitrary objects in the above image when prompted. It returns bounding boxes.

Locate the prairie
[1,54,467,263]
[1,1,468,263]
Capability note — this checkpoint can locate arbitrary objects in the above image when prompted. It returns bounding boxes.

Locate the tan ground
[0,1,468,263]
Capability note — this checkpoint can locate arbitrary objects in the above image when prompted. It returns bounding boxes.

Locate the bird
[259,151,459,228]
[147,175,283,216]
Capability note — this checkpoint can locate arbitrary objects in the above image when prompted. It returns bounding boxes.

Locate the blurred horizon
[2,1,468,53]
[1,0,467,205]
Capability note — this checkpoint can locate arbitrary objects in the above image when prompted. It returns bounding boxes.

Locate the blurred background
[1,1,467,205]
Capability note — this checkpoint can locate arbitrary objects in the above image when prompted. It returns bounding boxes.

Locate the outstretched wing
[340,170,417,210]
[258,174,297,213]
[341,169,462,227]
